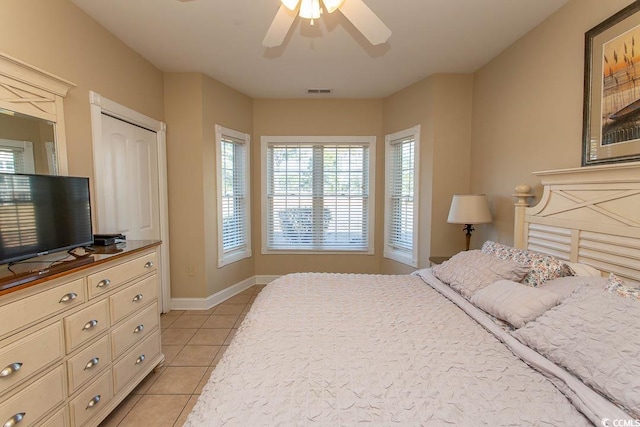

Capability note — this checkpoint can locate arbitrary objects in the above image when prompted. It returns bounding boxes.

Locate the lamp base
[463,224,475,251]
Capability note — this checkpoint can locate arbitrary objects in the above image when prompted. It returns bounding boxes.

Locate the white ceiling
[71,0,569,98]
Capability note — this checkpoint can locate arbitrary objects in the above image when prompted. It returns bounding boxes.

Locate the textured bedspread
[185,273,589,426]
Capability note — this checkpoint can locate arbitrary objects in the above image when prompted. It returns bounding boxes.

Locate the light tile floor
[99,284,265,427]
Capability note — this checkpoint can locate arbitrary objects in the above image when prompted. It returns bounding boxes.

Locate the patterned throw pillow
[604,273,640,302]
[481,241,571,287]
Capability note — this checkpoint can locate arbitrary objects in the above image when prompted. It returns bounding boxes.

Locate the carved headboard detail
[514,162,640,283]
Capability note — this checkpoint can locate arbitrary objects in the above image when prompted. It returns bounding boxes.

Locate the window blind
[0,148,25,174]
[216,125,251,267]
[220,136,248,254]
[384,125,419,267]
[266,142,370,251]
[387,136,415,254]
[0,175,38,250]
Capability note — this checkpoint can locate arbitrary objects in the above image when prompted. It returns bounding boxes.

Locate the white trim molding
[384,125,420,267]
[171,275,281,310]
[215,124,252,268]
[260,135,376,255]
[89,91,172,314]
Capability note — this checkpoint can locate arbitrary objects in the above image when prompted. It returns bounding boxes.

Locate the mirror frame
[0,52,75,175]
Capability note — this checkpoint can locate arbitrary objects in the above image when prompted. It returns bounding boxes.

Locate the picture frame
[583,2,640,166]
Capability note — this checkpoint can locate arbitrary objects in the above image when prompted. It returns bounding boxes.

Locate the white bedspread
[185,273,589,426]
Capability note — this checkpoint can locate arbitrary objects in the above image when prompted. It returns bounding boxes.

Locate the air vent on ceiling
[307,89,332,94]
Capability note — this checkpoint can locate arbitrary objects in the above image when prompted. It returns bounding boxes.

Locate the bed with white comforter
[185,261,639,426]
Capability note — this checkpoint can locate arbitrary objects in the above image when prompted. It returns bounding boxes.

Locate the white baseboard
[170,274,281,311]
[255,275,280,285]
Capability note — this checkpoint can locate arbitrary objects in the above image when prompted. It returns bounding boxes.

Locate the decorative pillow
[513,286,640,417]
[481,241,571,287]
[564,261,602,278]
[471,280,562,328]
[604,273,640,302]
[432,250,530,299]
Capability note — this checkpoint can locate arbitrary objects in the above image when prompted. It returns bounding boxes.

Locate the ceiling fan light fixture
[299,0,321,20]
[280,0,300,11]
[321,0,344,13]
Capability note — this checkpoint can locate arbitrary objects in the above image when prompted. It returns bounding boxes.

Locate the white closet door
[96,114,160,240]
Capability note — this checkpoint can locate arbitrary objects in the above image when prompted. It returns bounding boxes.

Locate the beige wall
[202,75,254,297]
[252,99,384,275]
[0,0,164,183]
[383,74,473,274]
[0,0,165,283]
[471,0,635,245]
[165,73,254,299]
[164,74,206,299]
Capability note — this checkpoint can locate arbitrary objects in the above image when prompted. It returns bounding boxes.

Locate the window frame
[260,135,376,255]
[384,125,420,267]
[215,124,252,268]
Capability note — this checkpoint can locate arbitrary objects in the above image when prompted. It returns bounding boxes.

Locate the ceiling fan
[263,0,391,48]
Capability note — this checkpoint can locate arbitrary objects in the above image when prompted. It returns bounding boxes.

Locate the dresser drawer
[0,366,65,427]
[69,370,113,427]
[67,335,111,395]
[0,279,84,338]
[111,303,158,359]
[113,331,161,394]
[37,407,67,427]
[0,323,63,396]
[64,300,109,354]
[109,274,157,325]
[87,252,157,299]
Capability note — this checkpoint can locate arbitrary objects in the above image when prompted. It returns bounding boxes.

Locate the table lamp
[447,194,493,251]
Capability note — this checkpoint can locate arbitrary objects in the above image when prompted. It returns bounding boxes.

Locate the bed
[186,162,640,426]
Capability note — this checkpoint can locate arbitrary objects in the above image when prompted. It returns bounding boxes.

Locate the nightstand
[428,256,451,267]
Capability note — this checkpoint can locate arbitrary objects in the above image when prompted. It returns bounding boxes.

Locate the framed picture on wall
[583,2,640,166]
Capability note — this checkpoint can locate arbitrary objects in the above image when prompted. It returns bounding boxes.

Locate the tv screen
[0,173,93,264]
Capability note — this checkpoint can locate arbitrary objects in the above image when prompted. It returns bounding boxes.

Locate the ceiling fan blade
[263,4,298,48]
[339,0,391,45]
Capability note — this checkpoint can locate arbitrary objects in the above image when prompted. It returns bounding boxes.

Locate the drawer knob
[59,292,78,303]
[132,293,144,303]
[83,319,99,330]
[133,324,144,334]
[0,362,22,378]
[86,395,101,409]
[84,357,99,370]
[144,261,154,269]
[97,278,111,288]
[3,412,25,427]
[135,354,146,365]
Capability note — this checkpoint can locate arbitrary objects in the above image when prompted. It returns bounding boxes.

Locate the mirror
[0,51,76,177]
[0,109,57,175]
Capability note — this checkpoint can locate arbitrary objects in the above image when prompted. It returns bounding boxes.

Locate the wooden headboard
[513,162,640,283]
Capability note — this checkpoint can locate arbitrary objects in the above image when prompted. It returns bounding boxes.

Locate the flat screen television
[0,173,93,265]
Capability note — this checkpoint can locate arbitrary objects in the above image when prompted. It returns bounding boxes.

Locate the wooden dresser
[0,241,164,427]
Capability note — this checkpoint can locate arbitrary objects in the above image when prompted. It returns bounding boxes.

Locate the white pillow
[471,280,562,328]
[565,261,601,277]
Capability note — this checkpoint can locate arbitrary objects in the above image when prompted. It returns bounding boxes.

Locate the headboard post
[513,184,533,249]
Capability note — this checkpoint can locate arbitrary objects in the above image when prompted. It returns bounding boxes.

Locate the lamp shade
[447,195,492,225]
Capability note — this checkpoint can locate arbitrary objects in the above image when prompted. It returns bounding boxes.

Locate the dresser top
[0,240,161,296]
